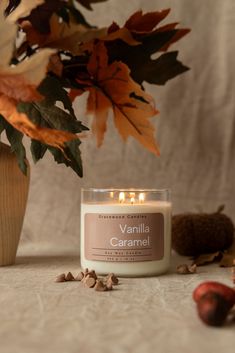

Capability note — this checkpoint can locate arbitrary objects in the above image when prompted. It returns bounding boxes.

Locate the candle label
[84,213,164,262]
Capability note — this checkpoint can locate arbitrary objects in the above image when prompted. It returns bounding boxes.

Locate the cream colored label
[84,213,164,262]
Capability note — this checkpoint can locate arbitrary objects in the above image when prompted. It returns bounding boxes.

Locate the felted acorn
[172,206,234,256]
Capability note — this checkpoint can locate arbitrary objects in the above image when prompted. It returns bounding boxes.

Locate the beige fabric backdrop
[20,0,235,250]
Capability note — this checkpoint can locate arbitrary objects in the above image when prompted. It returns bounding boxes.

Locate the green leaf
[0,115,27,174]
[33,101,85,133]
[30,140,47,163]
[48,139,83,177]
[38,76,76,118]
[17,99,86,176]
[0,115,5,135]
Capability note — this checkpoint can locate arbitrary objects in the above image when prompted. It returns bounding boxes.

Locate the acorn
[196,292,231,327]
[172,206,234,256]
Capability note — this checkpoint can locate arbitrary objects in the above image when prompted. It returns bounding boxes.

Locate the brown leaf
[0,94,77,149]
[110,9,190,51]
[177,264,197,275]
[21,14,107,54]
[220,255,235,268]
[193,252,222,266]
[48,54,63,76]
[104,9,190,85]
[6,0,45,23]
[71,42,160,155]
[157,22,191,52]
[220,240,235,267]
[103,27,140,46]
[125,9,170,33]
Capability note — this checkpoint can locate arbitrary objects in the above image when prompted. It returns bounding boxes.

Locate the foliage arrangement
[0,0,190,176]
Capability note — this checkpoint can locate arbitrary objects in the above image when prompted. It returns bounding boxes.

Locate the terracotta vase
[0,142,30,266]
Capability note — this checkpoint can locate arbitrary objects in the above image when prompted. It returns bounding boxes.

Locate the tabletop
[0,244,234,353]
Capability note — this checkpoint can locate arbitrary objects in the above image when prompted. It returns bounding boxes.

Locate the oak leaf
[71,42,160,155]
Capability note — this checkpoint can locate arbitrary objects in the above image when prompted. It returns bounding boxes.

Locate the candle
[80,189,172,277]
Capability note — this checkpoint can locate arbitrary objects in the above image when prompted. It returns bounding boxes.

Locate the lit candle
[80,189,172,277]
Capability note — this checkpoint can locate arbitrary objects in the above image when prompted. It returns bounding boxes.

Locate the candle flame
[110,191,114,199]
[139,193,145,203]
[130,197,135,205]
[119,192,125,203]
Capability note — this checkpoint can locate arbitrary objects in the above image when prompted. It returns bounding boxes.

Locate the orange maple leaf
[111,9,190,52]
[71,42,160,155]
[124,9,171,33]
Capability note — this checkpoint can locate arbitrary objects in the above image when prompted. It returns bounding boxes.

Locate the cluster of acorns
[55,269,119,292]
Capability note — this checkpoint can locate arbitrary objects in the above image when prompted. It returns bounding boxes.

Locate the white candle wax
[80,195,172,277]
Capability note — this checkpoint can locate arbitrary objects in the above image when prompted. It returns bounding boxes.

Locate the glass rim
[81,188,171,193]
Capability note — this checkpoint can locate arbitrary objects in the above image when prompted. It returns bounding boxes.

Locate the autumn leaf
[5,0,45,23]
[0,114,27,173]
[22,13,107,54]
[21,0,64,34]
[123,9,190,49]
[0,3,81,165]
[0,48,58,102]
[193,252,223,266]
[220,240,235,267]
[17,76,87,176]
[71,42,160,155]
[192,238,235,268]
[0,94,77,150]
[124,9,171,33]
[106,10,190,85]
[0,1,56,101]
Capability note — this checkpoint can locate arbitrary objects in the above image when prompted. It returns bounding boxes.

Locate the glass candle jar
[80,189,172,277]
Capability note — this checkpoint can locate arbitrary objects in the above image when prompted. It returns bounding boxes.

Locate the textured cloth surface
[0,246,235,353]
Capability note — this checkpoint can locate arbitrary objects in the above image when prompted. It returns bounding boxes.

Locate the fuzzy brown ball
[172,211,234,256]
